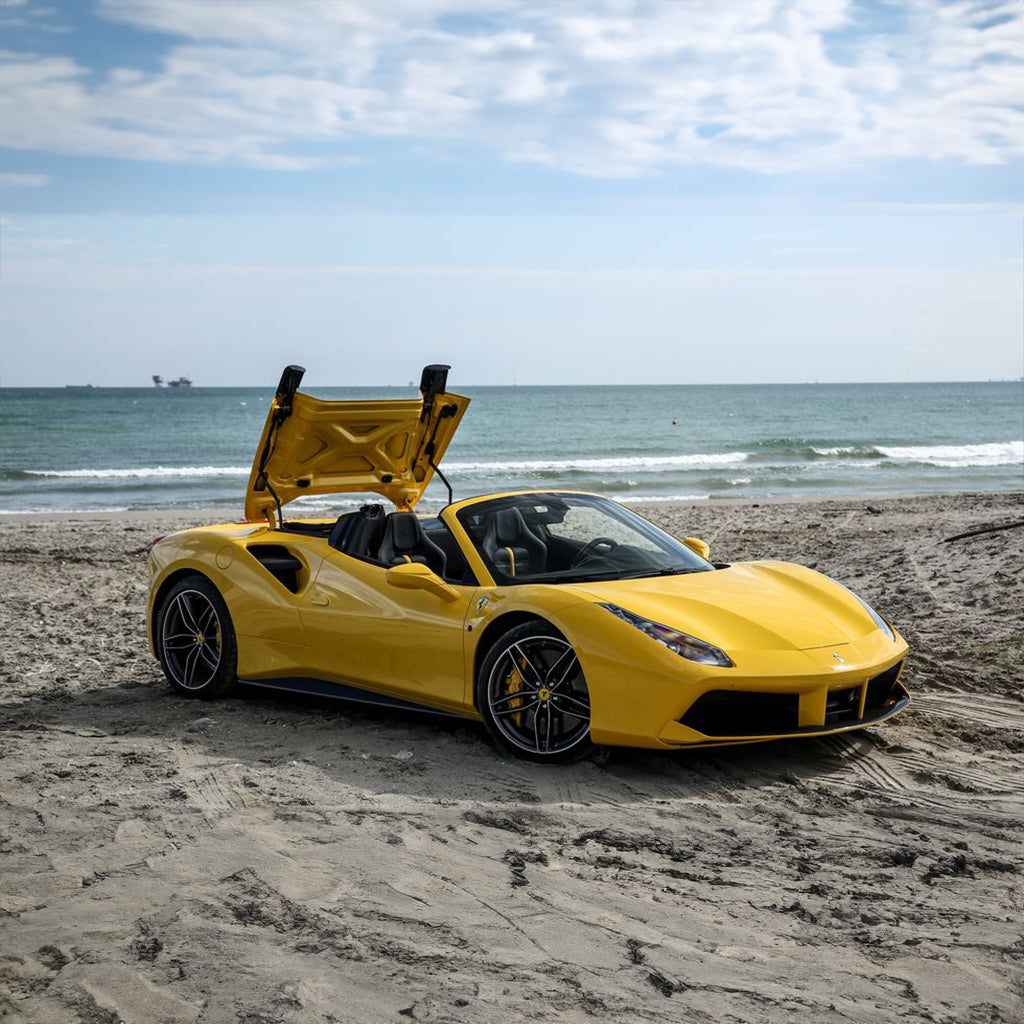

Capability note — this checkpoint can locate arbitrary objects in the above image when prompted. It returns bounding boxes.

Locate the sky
[0,0,1022,387]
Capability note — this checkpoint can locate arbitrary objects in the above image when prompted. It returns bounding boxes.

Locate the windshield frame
[453,491,714,587]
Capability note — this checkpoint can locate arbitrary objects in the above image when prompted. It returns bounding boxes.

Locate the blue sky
[0,0,1021,386]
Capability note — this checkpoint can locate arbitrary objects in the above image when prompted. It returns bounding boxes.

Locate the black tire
[156,574,238,699]
[476,620,594,764]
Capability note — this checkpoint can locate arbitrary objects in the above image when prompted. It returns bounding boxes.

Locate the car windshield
[456,493,714,585]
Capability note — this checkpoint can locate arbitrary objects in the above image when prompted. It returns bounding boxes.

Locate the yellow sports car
[147,365,910,763]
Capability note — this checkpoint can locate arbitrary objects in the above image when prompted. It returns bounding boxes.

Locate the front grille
[824,686,860,724]
[680,690,799,737]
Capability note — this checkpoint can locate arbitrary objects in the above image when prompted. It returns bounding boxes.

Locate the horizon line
[3,378,1022,390]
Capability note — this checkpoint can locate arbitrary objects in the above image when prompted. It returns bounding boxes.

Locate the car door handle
[309,594,329,606]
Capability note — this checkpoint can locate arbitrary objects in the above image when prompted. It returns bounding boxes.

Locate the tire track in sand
[813,734,1022,821]
[912,692,1024,731]
[887,750,1024,795]
[818,734,908,792]
[174,747,256,814]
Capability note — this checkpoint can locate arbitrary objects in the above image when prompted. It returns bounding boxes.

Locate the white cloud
[0,0,1021,176]
[0,172,50,187]
[2,233,83,251]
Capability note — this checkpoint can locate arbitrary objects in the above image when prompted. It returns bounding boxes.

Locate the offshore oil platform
[152,375,193,388]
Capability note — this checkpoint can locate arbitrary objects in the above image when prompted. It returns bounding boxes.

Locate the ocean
[0,381,1021,515]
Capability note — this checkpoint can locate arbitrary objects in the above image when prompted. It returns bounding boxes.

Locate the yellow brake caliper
[507,662,525,728]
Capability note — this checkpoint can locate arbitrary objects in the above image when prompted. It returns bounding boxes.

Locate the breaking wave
[5,441,1019,487]
[617,493,711,503]
[808,441,1022,467]
[19,466,250,479]
[875,441,1023,468]
[5,440,1019,487]
[445,452,748,474]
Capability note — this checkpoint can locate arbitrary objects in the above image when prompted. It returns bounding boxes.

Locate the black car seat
[421,521,471,583]
[331,503,386,557]
[378,512,447,577]
[482,507,546,578]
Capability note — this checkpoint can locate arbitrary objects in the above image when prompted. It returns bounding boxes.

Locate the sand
[1,492,1022,1024]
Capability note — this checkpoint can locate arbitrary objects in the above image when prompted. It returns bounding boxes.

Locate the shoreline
[1,487,1021,524]
[5,379,1024,389]
[1,489,1021,1022]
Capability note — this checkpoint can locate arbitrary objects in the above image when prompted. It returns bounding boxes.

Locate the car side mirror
[385,561,460,601]
[684,537,711,561]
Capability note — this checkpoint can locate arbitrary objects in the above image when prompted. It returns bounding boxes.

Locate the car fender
[147,526,313,660]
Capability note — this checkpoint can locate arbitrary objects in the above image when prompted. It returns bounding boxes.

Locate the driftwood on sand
[942,518,1024,543]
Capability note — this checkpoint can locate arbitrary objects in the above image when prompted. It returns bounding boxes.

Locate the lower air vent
[865,662,904,712]
[680,690,799,737]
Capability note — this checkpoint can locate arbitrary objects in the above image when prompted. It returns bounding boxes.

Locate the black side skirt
[237,676,465,719]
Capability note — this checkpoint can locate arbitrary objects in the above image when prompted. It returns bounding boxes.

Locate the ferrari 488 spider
[147,365,909,762]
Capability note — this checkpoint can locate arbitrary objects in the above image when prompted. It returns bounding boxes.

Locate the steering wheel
[570,537,619,567]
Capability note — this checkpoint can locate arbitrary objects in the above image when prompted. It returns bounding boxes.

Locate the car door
[298,549,478,713]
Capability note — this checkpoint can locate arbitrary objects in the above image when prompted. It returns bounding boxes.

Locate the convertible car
[147,365,910,762]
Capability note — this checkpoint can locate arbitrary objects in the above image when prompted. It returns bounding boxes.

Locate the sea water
[0,381,1020,514]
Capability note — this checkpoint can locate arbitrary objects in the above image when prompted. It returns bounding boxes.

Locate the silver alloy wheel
[161,589,223,690]
[486,634,591,755]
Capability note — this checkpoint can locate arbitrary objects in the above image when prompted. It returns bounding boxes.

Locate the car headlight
[833,582,896,641]
[599,603,733,667]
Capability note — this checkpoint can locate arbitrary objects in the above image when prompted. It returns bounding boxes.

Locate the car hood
[245,365,470,523]
[574,561,881,652]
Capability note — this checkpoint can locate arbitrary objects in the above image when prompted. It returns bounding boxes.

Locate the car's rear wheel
[157,574,237,699]
[477,620,594,763]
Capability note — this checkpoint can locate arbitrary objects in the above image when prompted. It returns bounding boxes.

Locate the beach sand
[1,492,1021,1023]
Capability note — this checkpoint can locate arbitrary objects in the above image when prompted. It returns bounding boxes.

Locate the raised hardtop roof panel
[245,364,470,525]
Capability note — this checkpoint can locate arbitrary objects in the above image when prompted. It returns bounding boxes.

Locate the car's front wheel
[156,574,238,699]
[477,620,594,763]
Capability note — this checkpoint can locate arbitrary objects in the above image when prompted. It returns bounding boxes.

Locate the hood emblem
[832,652,846,664]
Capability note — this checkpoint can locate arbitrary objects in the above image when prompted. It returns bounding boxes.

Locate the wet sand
[1,491,1022,1023]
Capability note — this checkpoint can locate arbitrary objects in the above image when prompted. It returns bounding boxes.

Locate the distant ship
[153,375,193,388]
[65,384,95,389]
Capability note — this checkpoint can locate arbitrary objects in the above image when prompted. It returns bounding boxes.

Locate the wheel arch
[149,567,217,652]
[471,610,559,711]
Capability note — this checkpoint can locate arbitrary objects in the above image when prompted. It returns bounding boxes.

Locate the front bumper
[559,600,910,748]
[657,662,909,746]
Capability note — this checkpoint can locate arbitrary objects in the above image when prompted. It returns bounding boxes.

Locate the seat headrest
[388,512,424,551]
[494,507,528,545]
